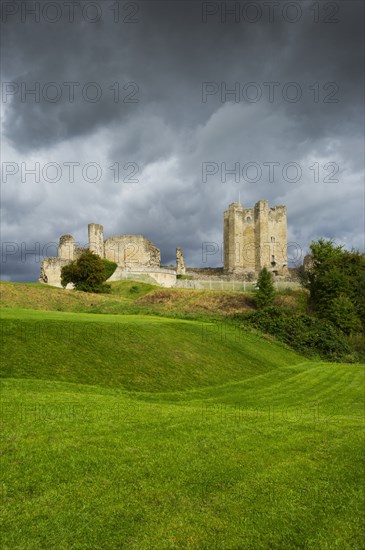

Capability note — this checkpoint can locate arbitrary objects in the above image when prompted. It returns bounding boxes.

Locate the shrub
[102,259,118,281]
[326,294,362,336]
[61,250,114,293]
[299,239,365,331]
[233,307,357,362]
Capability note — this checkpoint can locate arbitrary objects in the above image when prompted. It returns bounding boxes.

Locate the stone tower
[224,200,288,275]
[58,234,75,261]
[176,247,186,275]
[88,223,104,258]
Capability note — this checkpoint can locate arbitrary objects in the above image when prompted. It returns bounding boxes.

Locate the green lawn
[1,305,364,548]
[1,307,303,392]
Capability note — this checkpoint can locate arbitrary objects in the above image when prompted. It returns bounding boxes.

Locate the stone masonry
[176,247,186,275]
[40,223,173,287]
[224,200,288,276]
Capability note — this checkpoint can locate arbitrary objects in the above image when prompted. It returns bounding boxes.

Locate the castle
[39,224,181,288]
[39,200,288,288]
[224,200,288,275]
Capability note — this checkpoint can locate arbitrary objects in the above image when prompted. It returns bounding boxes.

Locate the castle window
[271,236,275,242]
[271,255,276,267]
[246,217,252,223]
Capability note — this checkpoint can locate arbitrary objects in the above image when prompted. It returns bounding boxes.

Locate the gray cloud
[1,0,364,281]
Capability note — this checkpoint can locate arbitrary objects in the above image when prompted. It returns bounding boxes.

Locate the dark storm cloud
[3,1,363,150]
[1,0,364,280]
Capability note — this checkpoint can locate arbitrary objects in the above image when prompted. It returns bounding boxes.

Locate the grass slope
[0,281,156,315]
[1,288,364,548]
[1,308,303,391]
[1,364,364,549]
[0,280,273,318]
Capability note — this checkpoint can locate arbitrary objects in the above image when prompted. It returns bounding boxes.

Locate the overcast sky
[1,0,364,281]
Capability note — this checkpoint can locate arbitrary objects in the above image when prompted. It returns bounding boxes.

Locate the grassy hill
[0,281,156,315]
[0,280,294,318]
[1,307,303,391]
[1,282,364,548]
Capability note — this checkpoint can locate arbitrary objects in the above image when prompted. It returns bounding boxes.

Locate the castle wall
[88,223,104,258]
[254,200,269,271]
[107,266,176,287]
[58,234,75,261]
[176,247,186,275]
[242,207,255,269]
[224,203,245,272]
[104,235,160,268]
[268,206,287,272]
[39,257,73,288]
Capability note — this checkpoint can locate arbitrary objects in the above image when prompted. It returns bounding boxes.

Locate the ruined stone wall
[104,235,160,268]
[39,257,72,288]
[107,266,176,287]
[176,247,186,275]
[58,234,75,261]
[88,223,104,258]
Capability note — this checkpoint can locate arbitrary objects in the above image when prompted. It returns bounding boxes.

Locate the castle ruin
[39,200,288,288]
[40,224,179,288]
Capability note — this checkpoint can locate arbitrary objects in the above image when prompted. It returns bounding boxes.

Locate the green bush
[233,307,357,362]
[101,258,118,281]
[299,239,365,332]
[326,294,362,335]
[102,259,118,281]
[61,250,114,293]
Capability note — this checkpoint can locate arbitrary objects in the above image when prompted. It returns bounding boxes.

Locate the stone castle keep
[39,200,288,288]
[224,200,288,275]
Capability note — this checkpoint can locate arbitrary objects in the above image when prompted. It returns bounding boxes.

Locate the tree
[299,239,364,333]
[327,294,362,336]
[255,267,275,308]
[61,250,117,293]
